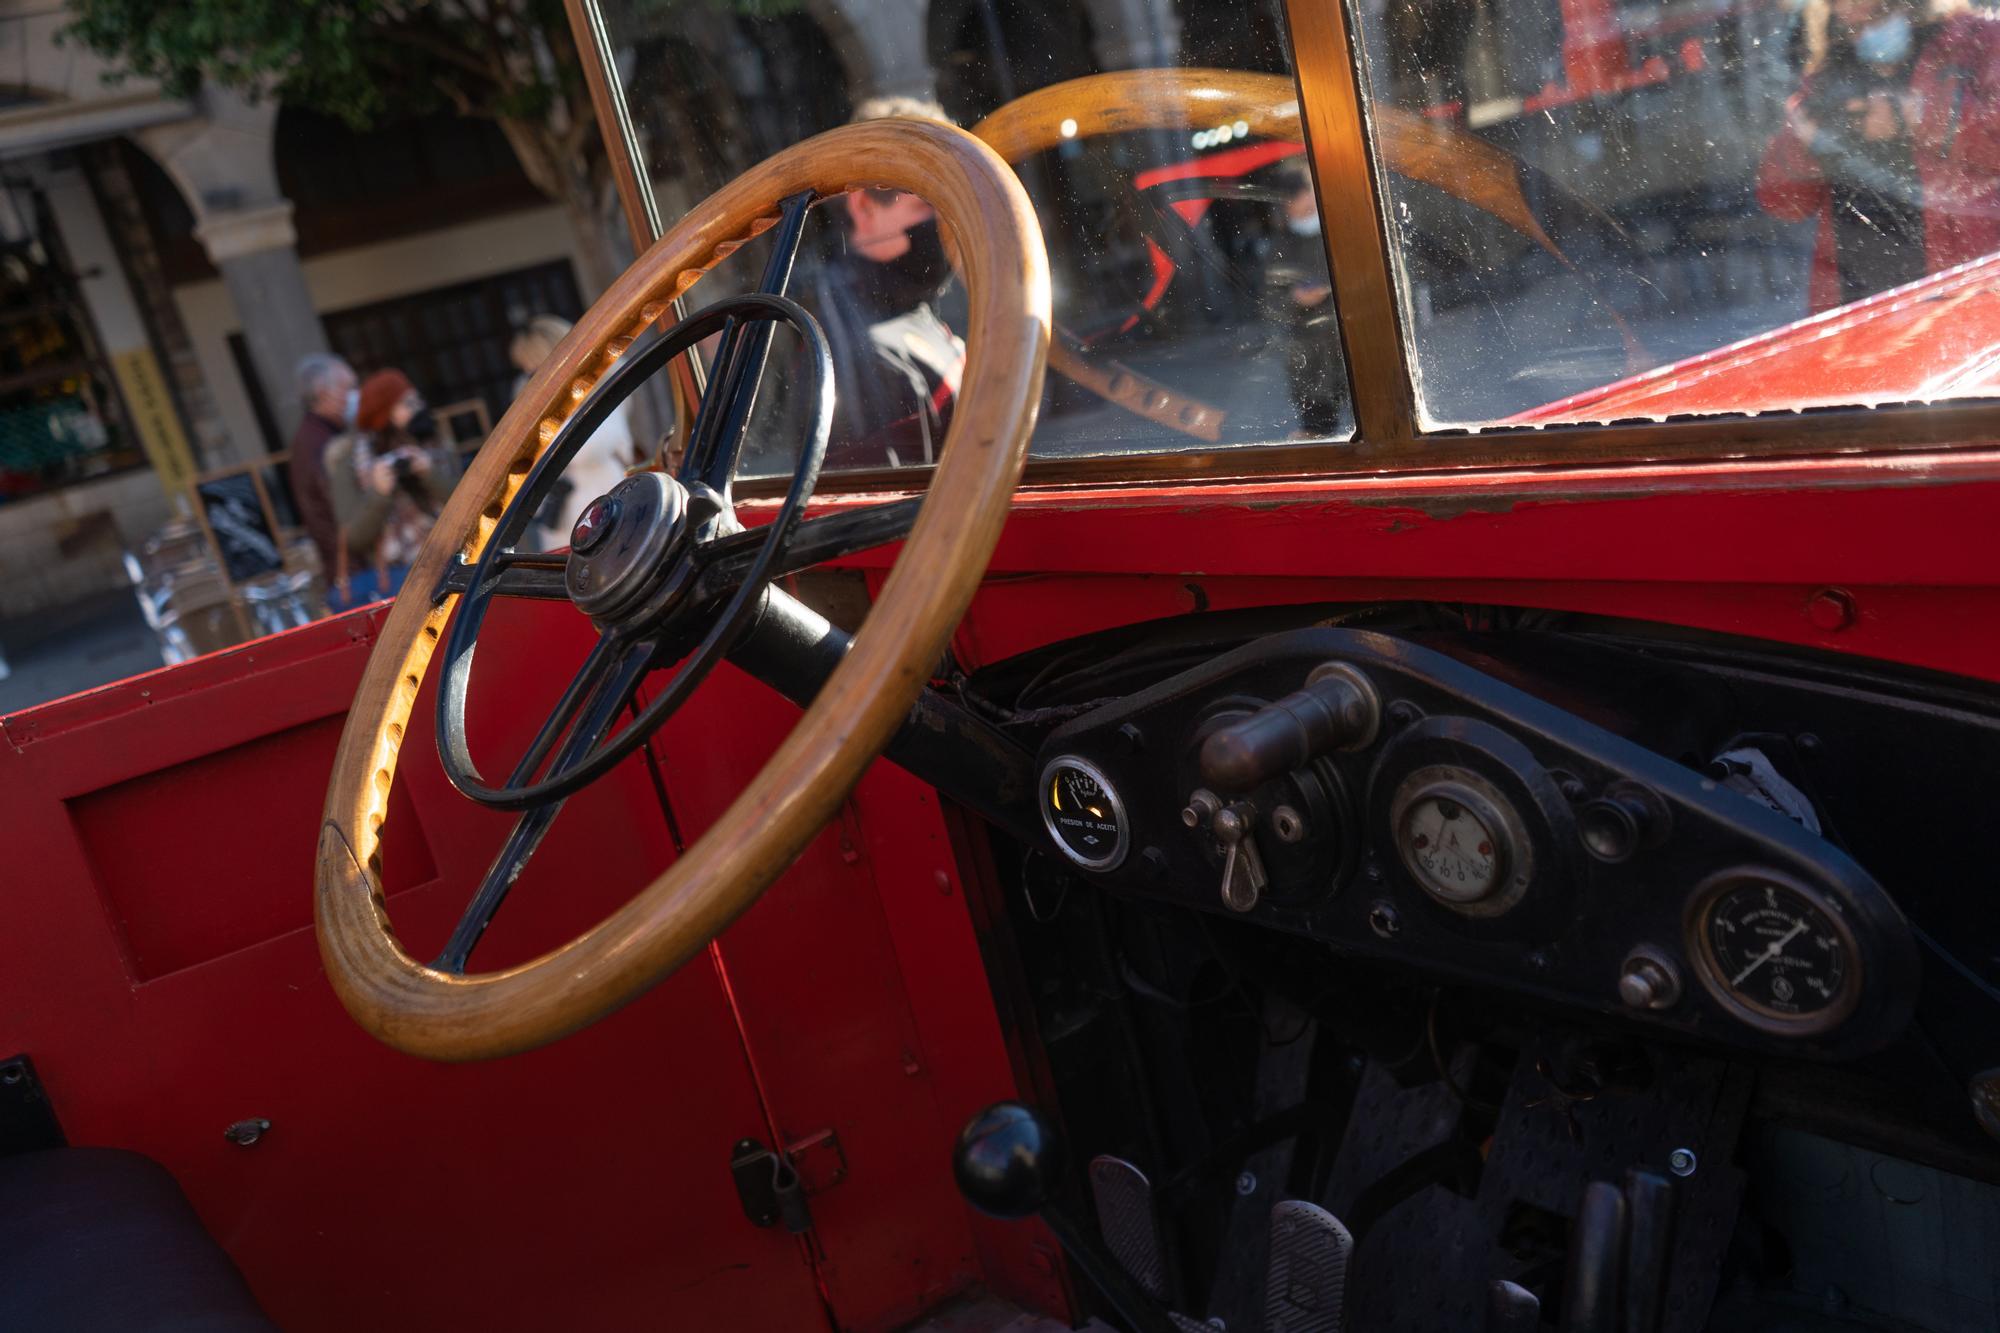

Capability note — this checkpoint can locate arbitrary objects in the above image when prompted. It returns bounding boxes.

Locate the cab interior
[4,0,2000,1330]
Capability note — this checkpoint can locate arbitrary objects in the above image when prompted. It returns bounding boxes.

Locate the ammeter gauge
[1390,765,1533,914]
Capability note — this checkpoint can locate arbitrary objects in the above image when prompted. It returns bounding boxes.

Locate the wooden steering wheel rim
[315,120,1050,1062]
[972,69,1560,252]
[967,70,1565,443]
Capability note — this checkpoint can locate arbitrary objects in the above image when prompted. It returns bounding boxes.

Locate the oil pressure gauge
[1040,756,1129,871]
[1691,873,1858,1034]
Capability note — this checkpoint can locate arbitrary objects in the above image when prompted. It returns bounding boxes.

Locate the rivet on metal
[224,1118,272,1147]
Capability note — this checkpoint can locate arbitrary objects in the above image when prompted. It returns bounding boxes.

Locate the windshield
[1351,0,2000,427]
[591,0,1353,475]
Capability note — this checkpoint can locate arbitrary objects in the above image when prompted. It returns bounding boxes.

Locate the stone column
[137,86,330,453]
[196,203,328,449]
[821,0,936,102]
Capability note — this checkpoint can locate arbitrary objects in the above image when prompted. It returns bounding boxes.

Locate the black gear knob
[953,1101,1065,1219]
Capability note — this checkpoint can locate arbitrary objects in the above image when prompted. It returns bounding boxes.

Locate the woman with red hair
[324,369,460,611]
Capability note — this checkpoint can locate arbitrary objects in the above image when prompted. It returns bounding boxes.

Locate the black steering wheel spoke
[695,495,925,602]
[679,190,816,494]
[432,632,660,973]
[508,631,661,790]
[435,549,572,604]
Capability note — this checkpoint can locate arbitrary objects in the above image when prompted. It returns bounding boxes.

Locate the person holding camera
[1759,0,2000,310]
[325,368,460,611]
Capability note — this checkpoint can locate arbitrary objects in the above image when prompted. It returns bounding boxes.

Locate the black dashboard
[1025,626,1934,1061]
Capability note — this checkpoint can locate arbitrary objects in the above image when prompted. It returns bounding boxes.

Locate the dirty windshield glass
[1353,0,2000,427]
[592,0,1352,475]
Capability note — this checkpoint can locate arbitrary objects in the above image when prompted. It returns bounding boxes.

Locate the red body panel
[7,446,2000,1329]
[1515,253,2000,422]
[0,600,1046,1332]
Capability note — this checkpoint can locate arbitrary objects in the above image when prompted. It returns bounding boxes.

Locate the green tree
[63,0,628,292]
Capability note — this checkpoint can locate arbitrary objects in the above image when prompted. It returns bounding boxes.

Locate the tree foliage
[64,0,602,234]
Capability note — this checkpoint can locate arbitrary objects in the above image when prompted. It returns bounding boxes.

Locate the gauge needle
[1731,919,1808,987]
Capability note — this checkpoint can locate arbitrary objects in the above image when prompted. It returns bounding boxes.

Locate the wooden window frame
[561,0,2000,494]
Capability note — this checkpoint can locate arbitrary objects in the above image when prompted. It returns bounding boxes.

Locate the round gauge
[1390,766,1533,915]
[1039,756,1129,871]
[1693,875,1858,1032]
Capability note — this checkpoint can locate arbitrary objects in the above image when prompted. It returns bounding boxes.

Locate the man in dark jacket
[809,178,963,469]
[288,353,358,581]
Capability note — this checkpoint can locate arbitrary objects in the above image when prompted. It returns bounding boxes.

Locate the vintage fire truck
[5,0,2000,1328]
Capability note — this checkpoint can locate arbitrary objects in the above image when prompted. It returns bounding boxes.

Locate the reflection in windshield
[1356,0,2000,426]
[596,0,1352,473]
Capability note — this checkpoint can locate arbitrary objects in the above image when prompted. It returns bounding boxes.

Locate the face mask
[341,387,360,428]
[879,217,952,306]
[405,408,437,442]
[1855,11,1913,66]
[1287,212,1323,238]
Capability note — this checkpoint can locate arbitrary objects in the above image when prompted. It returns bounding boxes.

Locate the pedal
[1088,1155,1168,1301]
[1486,1280,1541,1332]
[1264,1199,1353,1333]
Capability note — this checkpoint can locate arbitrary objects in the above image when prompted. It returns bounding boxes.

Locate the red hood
[1509,251,2000,424]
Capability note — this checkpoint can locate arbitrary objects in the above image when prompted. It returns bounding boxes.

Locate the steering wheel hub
[565,471,688,619]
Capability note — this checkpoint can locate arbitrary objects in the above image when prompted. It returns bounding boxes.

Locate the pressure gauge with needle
[1692,874,1859,1034]
[1039,756,1129,871]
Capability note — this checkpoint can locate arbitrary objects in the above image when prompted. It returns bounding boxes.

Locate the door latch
[729,1137,812,1234]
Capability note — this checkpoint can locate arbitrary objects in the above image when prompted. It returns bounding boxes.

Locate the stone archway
[134,87,331,449]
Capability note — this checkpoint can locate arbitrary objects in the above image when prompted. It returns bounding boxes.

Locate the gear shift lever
[954,1103,1183,1333]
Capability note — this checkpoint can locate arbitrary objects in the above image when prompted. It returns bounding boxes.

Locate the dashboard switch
[1213,803,1268,912]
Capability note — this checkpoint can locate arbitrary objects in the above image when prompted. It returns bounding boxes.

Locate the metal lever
[1199,663,1379,793]
[1214,803,1268,912]
[954,1103,1183,1333]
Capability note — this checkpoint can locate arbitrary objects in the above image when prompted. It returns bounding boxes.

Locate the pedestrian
[325,369,459,610]
[1758,0,2000,310]
[289,353,358,584]
[510,315,637,547]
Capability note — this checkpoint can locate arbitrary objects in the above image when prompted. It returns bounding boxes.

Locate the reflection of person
[325,369,459,611]
[289,353,358,579]
[1759,0,2000,309]
[510,315,637,546]
[808,97,965,469]
[1387,0,1478,116]
[1277,170,1345,436]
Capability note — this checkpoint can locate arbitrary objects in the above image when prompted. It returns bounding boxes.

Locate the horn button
[565,471,690,620]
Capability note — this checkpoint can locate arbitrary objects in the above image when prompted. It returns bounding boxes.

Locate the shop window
[0,182,144,502]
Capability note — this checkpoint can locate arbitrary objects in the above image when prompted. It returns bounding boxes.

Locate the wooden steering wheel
[316,120,1050,1062]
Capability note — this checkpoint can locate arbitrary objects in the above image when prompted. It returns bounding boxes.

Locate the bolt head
[1971,1069,2000,1144]
[1668,1147,1697,1177]
[1618,954,1681,1011]
[1235,1171,1257,1196]
[1368,902,1402,939]
[1620,971,1657,1009]
[1805,588,1856,632]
